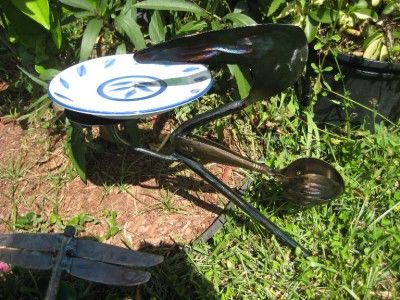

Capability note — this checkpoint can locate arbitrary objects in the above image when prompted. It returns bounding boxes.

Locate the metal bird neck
[174,135,278,177]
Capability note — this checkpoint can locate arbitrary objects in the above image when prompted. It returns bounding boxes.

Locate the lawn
[1,83,399,299]
[1,1,399,299]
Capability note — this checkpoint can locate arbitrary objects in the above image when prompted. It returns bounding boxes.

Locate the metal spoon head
[279,158,345,207]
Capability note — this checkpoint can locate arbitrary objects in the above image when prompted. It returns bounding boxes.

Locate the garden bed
[0,117,245,249]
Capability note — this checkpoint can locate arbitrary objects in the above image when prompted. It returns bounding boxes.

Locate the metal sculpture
[63,24,345,257]
[0,226,163,299]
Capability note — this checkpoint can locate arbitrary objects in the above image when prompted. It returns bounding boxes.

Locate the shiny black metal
[65,109,121,126]
[134,24,308,102]
[176,152,312,257]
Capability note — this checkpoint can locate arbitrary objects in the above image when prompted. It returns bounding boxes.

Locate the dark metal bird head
[134,24,308,99]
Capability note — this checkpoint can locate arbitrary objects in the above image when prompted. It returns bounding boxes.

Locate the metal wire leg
[176,153,311,258]
[171,99,246,140]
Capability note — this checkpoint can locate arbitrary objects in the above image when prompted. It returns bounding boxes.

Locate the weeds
[1,0,399,299]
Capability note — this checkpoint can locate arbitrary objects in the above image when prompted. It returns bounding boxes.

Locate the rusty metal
[0,227,163,299]
[64,24,345,257]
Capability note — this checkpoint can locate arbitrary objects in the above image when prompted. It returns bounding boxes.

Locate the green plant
[264,0,400,62]
[0,0,63,68]
[101,209,120,240]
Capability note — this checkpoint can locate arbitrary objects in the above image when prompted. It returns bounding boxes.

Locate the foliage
[262,0,400,62]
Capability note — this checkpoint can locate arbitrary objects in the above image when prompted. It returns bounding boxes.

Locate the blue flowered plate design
[48,54,213,118]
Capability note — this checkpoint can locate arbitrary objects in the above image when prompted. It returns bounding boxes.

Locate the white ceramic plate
[48,54,212,118]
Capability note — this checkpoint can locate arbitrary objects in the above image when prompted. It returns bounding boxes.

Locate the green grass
[1,20,399,297]
[1,89,399,299]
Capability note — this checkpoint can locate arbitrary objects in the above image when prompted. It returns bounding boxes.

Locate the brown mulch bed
[0,118,245,249]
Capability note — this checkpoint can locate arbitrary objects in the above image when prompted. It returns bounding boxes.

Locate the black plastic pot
[310,53,400,128]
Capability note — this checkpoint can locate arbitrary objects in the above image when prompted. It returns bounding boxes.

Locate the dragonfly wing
[0,233,60,252]
[0,248,53,270]
[68,257,151,286]
[74,239,163,267]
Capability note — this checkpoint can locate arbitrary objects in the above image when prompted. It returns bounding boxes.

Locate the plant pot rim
[333,52,400,74]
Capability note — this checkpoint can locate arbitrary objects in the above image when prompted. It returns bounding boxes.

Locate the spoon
[174,135,345,206]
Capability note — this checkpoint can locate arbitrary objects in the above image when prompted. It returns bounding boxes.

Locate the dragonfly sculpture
[62,24,344,257]
[0,226,163,299]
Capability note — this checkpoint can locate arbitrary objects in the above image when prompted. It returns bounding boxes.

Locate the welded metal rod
[171,99,246,140]
[174,135,276,176]
[45,227,75,300]
[176,153,311,257]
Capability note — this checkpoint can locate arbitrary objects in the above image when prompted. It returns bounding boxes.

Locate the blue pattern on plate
[60,78,69,88]
[49,77,213,116]
[77,65,86,77]
[105,58,116,68]
[97,75,167,101]
[54,92,73,102]
[48,55,213,117]
[194,76,208,82]
[183,66,200,72]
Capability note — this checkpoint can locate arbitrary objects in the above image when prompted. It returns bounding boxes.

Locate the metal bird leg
[63,24,344,257]
[133,24,344,256]
[0,227,163,299]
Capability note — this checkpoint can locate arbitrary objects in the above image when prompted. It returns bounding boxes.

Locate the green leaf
[134,0,208,16]
[176,20,208,35]
[10,0,50,30]
[59,0,96,13]
[50,9,62,49]
[350,7,378,21]
[309,7,339,24]
[115,43,127,54]
[79,18,103,62]
[103,210,120,240]
[223,13,257,27]
[149,11,166,43]
[382,2,398,15]
[96,0,108,16]
[0,1,46,48]
[363,35,382,60]
[17,65,48,88]
[267,0,285,17]
[304,15,318,42]
[49,212,62,225]
[227,65,251,98]
[275,2,296,19]
[115,13,146,50]
[353,0,368,9]
[73,10,97,18]
[363,31,382,49]
[15,212,38,230]
[39,68,60,81]
[66,122,87,182]
[120,0,137,19]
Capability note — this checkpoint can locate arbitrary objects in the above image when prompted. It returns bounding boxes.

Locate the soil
[0,117,245,249]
